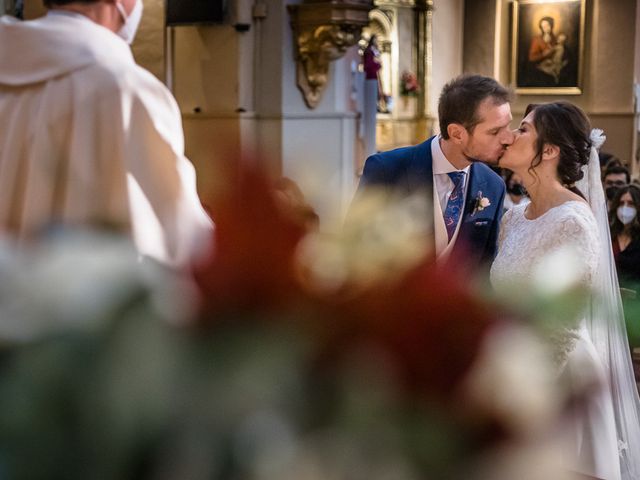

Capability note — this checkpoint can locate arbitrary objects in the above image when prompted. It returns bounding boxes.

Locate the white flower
[0,229,195,342]
[473,191,491,214]
[462,324,561,438]
[531,246,586,296]
[590,128,606,150]
[296,188,433,293]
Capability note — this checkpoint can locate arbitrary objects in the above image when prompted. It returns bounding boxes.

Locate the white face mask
[115,0,143,45]
[617,205,637,225]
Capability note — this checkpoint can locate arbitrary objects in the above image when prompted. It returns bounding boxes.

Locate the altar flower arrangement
[0,160,580,480]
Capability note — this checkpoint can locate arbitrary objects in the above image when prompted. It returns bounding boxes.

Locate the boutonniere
[472,191,491,216]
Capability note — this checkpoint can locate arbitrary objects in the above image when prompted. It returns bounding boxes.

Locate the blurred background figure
[610,185,640,288]
[13,0,22,18]
[599,151,620,174]
[609,184,640,378]
[603,164,630,207]
[363,33,392,114]
[363,35,382,93]
[362,34,382,158]
[273,177,319,231]
[502,170,530,211]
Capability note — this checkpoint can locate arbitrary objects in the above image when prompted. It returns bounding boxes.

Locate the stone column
[413,0,434,138]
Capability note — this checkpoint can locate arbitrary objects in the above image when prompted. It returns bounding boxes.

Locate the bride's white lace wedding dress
[491,200,621,480]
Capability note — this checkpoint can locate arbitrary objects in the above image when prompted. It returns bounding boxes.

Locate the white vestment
[0,13,213,266]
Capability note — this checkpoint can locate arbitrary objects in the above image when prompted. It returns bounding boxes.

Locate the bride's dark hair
[525,102,592,199]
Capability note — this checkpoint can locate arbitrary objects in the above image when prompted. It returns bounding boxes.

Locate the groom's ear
[447,123,467,144]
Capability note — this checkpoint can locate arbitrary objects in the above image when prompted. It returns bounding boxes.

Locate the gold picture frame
[511,0,586,95]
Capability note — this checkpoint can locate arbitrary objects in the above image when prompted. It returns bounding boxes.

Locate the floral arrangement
[0,160,585,480]
[400,70,420,96]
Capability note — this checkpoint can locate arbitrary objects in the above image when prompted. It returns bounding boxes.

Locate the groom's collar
[431,135,471,175]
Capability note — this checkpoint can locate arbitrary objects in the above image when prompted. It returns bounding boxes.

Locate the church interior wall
[636,0,640,85]
[22,0,640,214]
[431,0,464,130]
[20,0,471,218]
[372,0,465,148]
[282,115,357,221]
[464,0,639,174]
[462,0,494,78]
[369,3,404,151]
[170,0,361,216]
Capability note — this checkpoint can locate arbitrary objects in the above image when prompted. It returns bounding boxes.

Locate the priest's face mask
[115,0,143,44]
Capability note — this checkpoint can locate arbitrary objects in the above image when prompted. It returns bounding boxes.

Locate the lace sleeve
[545,206,600,369]
[556,208,600,288]
[497,207,514,252]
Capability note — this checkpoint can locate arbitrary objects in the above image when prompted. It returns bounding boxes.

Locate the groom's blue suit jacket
[353,136,506,269]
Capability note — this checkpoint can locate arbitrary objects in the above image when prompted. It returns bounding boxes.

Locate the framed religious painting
[511,0,586,94]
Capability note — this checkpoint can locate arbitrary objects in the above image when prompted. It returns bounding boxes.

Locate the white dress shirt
[431,136,471,257]
[432,135,471,214]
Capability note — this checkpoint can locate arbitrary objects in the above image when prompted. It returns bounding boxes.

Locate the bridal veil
[576,129,640,479]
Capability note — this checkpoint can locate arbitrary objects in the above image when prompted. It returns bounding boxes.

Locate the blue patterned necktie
[444,171,465,242]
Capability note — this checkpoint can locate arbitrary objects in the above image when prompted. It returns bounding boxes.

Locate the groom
[352,74,513,269]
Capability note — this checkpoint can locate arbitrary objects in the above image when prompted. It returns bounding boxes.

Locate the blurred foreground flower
[490,245,593,370]
[0,162,581,479]
[298,188,433,294]
[0,230,196,341]
[194,166,308,317]
[195,165,496,398]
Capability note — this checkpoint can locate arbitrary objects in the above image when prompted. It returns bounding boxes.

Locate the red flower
[193,161,308,320]
[194,160,502,400]
[321,257,500,398]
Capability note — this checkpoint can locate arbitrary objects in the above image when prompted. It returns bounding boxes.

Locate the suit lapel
[405,137,438,254]
[463,163,488,220]
[404,137,434,192]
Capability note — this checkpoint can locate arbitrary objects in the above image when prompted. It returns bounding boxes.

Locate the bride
[490,101,640,480]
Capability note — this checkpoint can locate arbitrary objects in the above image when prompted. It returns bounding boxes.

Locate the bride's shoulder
[501,203,526,226]
[553,200,594,221]
[551,200,598,235]
[506,202,528,217]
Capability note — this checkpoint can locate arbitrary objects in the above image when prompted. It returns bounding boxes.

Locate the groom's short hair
[438,75,511,140]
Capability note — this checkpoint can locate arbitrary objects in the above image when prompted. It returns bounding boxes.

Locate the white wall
[255,0,360,220]
[130,0,365,219]
[430,0,464,132]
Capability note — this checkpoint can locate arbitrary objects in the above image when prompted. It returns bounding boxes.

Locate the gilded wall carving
[288,0,374,108]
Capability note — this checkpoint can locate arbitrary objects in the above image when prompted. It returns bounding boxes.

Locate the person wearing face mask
[0,0,213,266]
[610,185,640,286]
[502,170,530,211]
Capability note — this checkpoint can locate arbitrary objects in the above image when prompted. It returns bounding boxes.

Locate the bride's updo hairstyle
[524,101,591,198]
